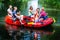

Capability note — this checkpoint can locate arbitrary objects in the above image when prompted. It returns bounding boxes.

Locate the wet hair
[17,10,21,15]
[36,8,40,10]
[36,8,40,13]
[16,10,20,13]
[16,11,21,16]
[29,6,33,10]
[37,8,40,10]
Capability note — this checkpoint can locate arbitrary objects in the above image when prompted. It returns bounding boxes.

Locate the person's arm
[15,14,20,19]
[20,15,24,24]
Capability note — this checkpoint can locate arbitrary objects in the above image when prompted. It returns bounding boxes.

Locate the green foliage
[39,0,60,9]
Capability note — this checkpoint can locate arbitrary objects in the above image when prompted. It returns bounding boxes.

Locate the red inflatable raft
[5,15,21,30]
[5,15,54,29]
[23,16,54,28]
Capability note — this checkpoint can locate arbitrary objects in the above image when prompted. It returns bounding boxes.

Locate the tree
[39,0,60,9]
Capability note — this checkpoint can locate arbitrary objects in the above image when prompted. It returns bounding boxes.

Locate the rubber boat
[22,16,54,28]
[5,15,54,29]
[5,15,21,30]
